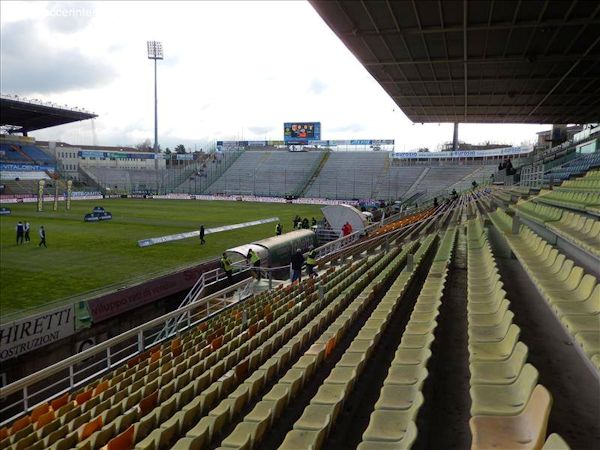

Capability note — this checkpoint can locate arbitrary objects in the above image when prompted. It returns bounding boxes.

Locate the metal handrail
[0,278,252,423]
[0,202,439,423]
[153,263,250,342]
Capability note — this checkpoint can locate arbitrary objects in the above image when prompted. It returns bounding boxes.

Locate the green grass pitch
[0,199,323,318]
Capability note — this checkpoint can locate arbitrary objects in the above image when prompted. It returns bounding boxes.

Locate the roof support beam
[341,17,600,37]
[379,76,600,85]
[463,0,468,120]
[363,54,599,66]
[528,35,600,118]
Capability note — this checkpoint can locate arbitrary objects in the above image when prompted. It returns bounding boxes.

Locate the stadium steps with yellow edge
[353,227,456,450]
[151,251,381,450]
[371,155,391,199]
[278,232,437,450]
[488,208,599,371]
[214,238,427,450]
[299,151,330,198]
[466,217,565,449]
[0,264,355,450]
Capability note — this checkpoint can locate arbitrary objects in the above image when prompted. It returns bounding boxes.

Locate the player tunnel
[225,229,316,268]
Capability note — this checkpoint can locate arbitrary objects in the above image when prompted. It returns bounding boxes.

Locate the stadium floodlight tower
[147,41,163,193]
[147,41,163,153]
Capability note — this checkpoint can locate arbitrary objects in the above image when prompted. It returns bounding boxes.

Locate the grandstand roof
[310,0,600,124]
[0,97,97,133]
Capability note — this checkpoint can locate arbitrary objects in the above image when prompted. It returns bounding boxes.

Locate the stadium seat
[470,385,552,450]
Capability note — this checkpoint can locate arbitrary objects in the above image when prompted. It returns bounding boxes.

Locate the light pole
[147,41,163,193]
[147,41,163,152]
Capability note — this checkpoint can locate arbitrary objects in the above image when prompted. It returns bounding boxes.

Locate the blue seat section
[545,152,600,182]
[0,144,55,164]
[22,146,55,164]
[0,144,30,162]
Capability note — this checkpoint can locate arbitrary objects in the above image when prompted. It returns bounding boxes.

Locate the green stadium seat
[542,433,571,449]
[470,385,552,450]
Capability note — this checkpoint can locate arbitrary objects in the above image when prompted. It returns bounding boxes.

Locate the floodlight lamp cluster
[147,41,164,60]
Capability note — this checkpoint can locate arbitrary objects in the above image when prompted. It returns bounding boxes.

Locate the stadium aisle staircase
[488,209,600,371]
[213,241,420,450]
[466,218,564,449]
[278,234,436,450]
[354,228,455,449]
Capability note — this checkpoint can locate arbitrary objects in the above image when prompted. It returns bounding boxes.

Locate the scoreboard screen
[284,122,321,142]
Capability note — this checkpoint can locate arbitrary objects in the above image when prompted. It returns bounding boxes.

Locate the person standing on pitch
[291,248,304,283]
[276,223,282,236]
[199,225,206,245]
[220,252,233,283]
[24,222,31,243]
[16,221,24,245]
[38,226,47,248]
[306,246,317,278]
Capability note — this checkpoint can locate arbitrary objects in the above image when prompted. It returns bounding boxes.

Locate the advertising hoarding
[0,305,75,361]
[393,147,531,159]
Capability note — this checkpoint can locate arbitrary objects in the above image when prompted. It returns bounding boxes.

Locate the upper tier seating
[415,166,486,198]
[303,152,390,199]
[375,166,426,201]
[207,151,323,196]
[544,152,600,182]
[0,144,55,164]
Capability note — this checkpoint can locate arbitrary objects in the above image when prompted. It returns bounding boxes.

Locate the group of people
[292,216,317,230]
[15,221,47,247]
[219,245,318,285]
[291,247,317,282]
[498,158,514,175]
[219,248,262,284]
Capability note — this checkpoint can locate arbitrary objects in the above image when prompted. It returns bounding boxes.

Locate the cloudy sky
[1,1,550,151]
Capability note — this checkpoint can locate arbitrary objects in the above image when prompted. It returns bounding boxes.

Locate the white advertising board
[0,305,75,361]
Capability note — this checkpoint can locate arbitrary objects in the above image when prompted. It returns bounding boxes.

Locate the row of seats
[281,236,435,450]
[545,152,600,182]
[466,218,559,449]
[1,204,440,449]
[1,271,341,449]
[357,228,456,449]
[511,200,600,258]
[535,190,600,213]
[215,243,415,450]
[123,262,365,450]
[489,209,599,371]
[557,178,600,191]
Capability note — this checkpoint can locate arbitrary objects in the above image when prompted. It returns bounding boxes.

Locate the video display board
[284,122,321,143]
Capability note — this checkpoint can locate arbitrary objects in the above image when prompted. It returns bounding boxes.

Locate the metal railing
[0,278,253,426]
[154,263,250,342]
[0,202,438,424]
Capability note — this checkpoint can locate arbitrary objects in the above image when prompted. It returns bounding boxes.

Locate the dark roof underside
[310,0,600,124]
[0,98,97,132]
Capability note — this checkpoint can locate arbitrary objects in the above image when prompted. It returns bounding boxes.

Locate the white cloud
[0,1,551,149]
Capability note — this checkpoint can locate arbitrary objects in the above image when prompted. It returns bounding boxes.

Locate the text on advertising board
[0,305,75,362]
